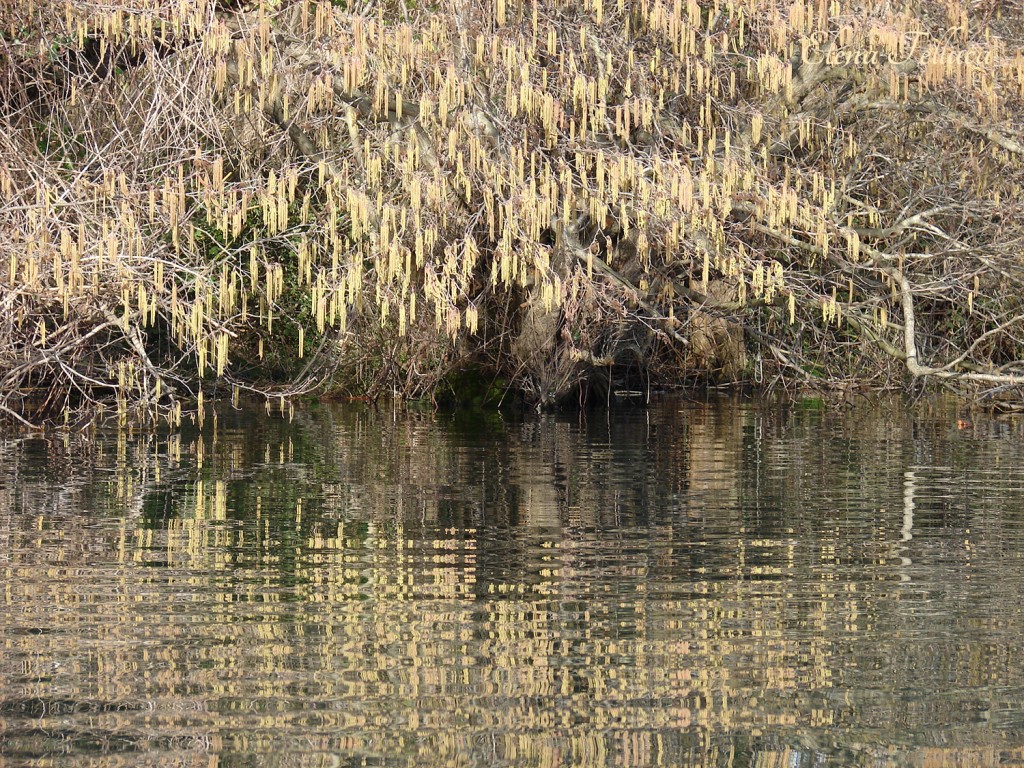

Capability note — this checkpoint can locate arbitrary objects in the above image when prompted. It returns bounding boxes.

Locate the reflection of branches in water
[3,403,1024,764]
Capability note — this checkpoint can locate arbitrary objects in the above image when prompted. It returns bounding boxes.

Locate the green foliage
[437,368,510,408]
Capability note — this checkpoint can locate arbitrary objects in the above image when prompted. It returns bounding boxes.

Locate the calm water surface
[2,399,1024,767]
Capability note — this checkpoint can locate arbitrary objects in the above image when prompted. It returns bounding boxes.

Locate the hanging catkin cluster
[1,0,1023,424]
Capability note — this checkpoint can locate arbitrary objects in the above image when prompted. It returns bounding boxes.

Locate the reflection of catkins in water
[2,400,1023,766]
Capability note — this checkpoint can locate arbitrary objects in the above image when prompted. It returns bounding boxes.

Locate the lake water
[2,398,1024,767]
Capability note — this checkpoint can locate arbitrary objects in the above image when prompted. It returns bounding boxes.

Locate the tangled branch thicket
[2,0,1023,427]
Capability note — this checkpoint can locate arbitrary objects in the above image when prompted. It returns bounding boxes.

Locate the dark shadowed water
[2,398,1024,767]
